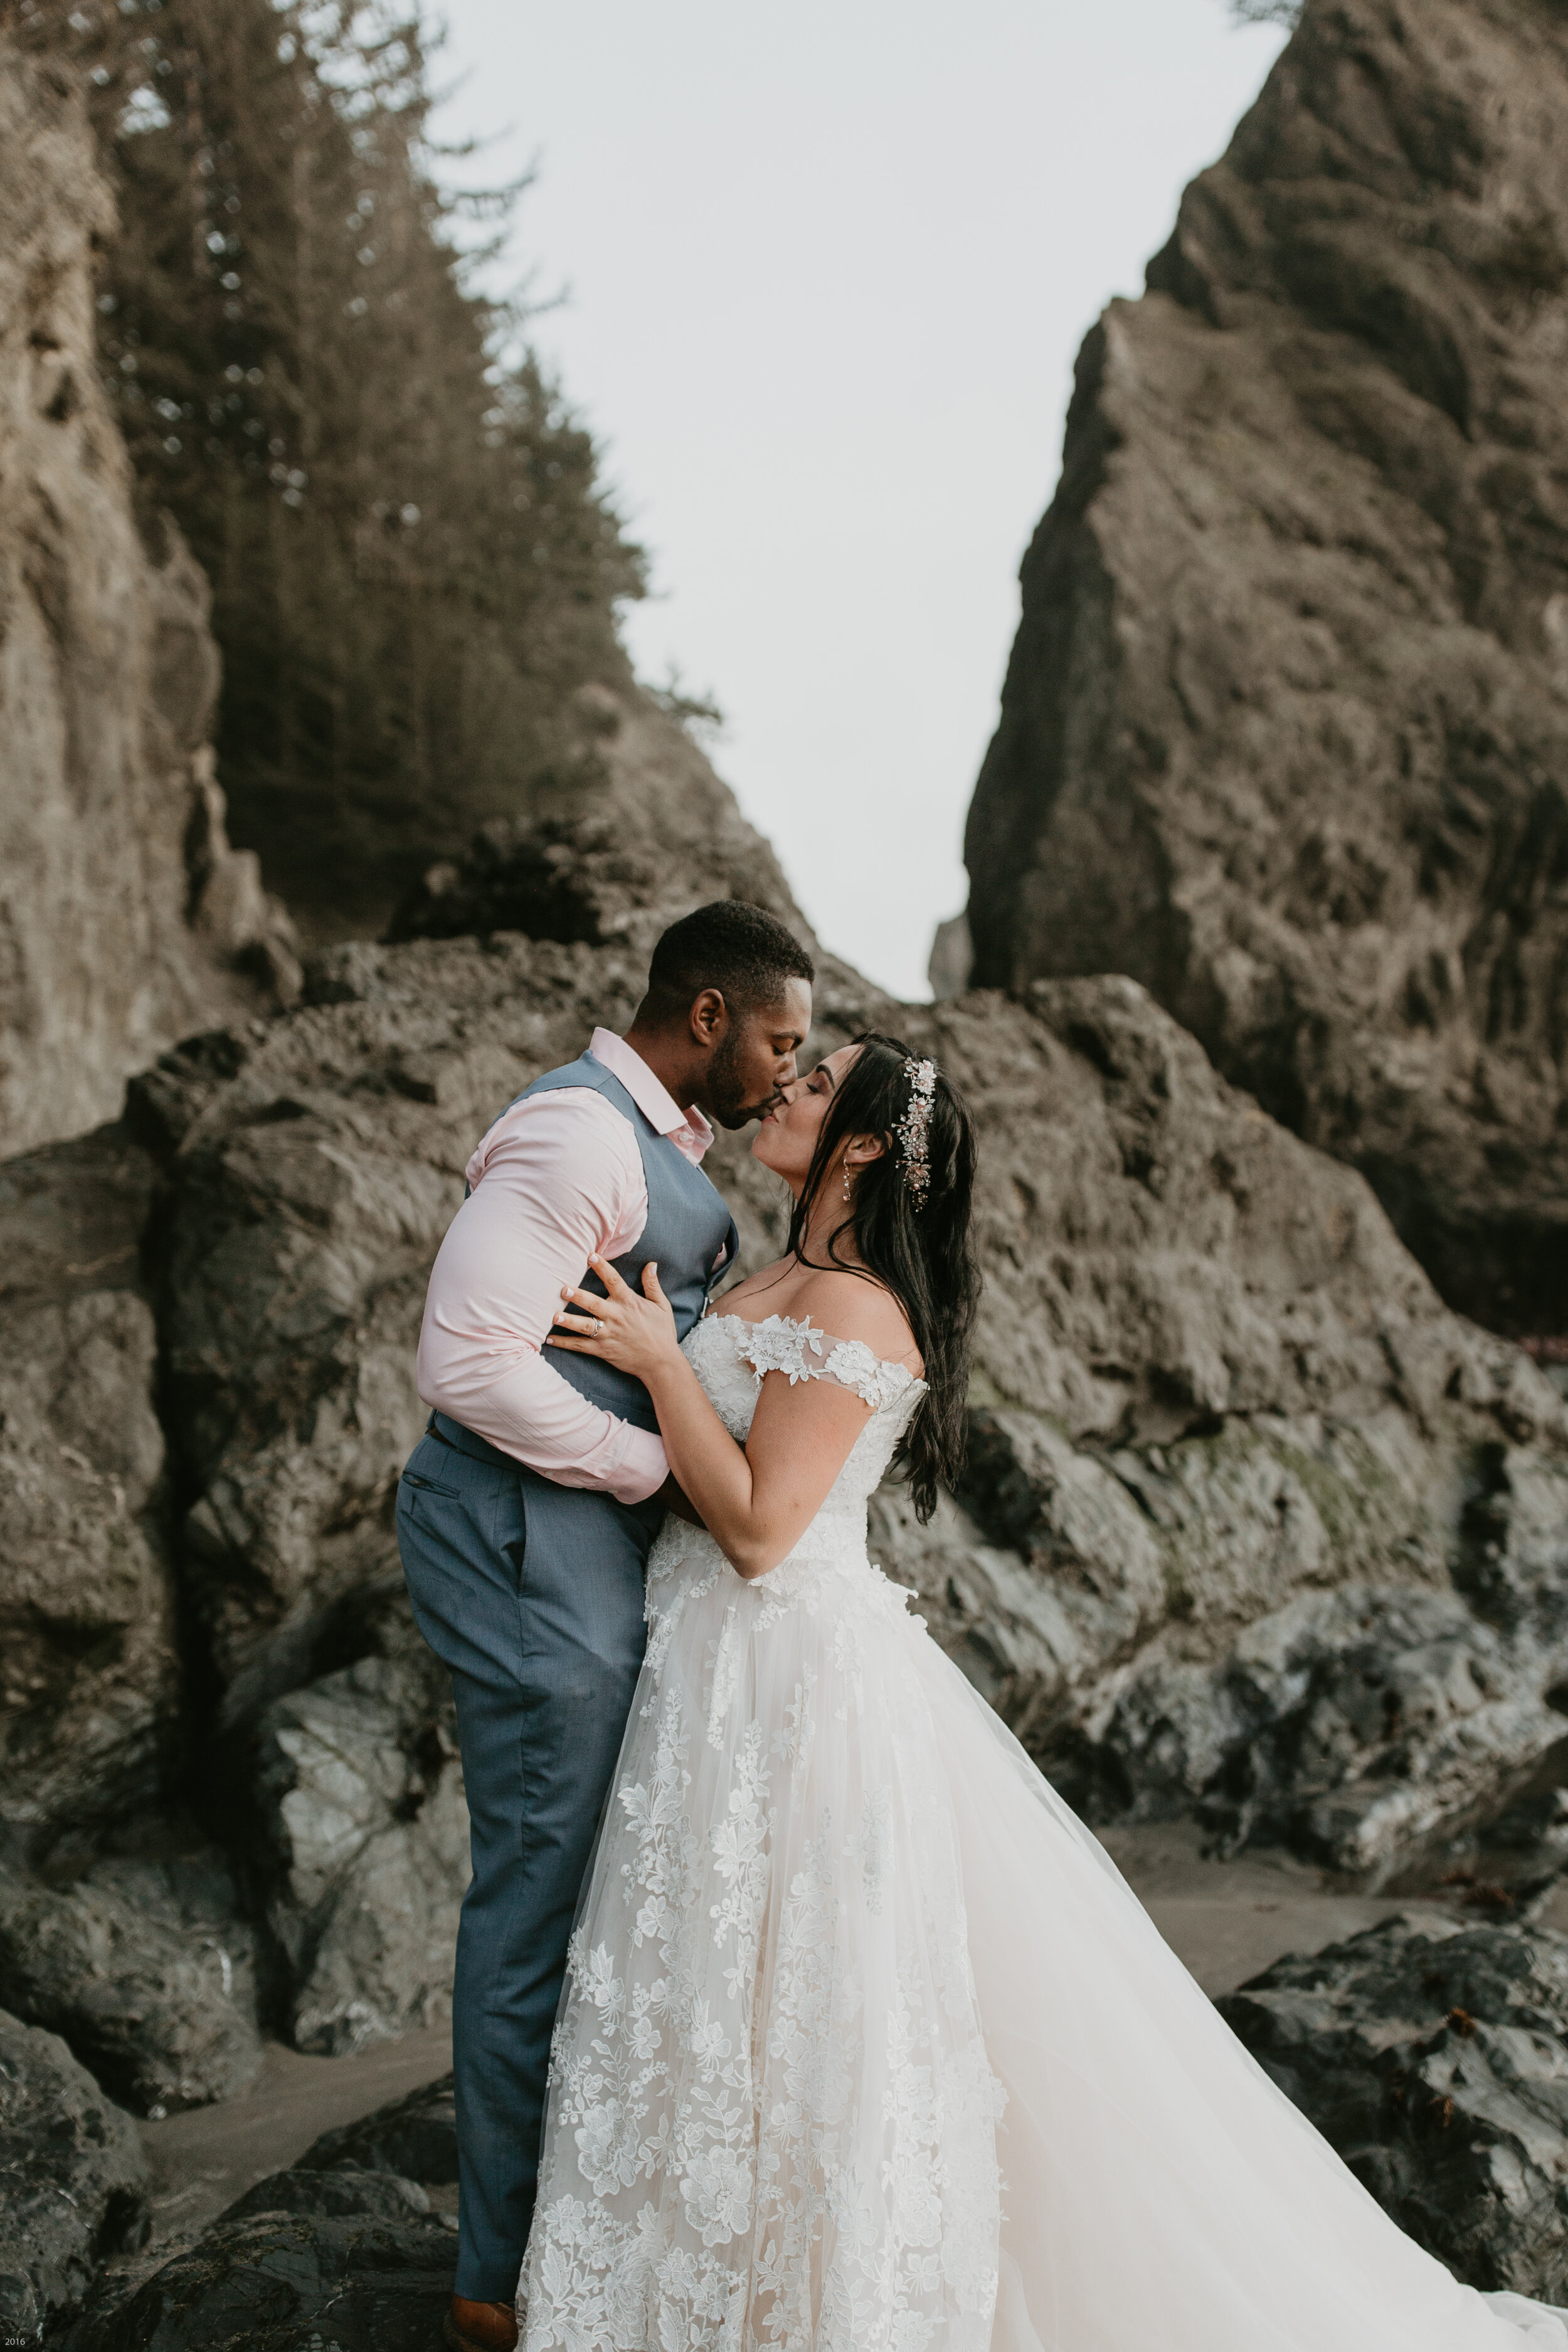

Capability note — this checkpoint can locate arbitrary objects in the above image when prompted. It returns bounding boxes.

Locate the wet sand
[137,2020,456,2254]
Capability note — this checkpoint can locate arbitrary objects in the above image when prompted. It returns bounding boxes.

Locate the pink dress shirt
[415,1030,718,1505]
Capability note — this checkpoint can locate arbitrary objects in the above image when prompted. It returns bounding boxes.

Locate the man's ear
[689,987,728,1050]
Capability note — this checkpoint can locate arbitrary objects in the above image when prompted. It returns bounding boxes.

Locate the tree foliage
[8,0,645,933]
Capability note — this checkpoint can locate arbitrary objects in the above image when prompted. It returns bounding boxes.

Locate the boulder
[0,1851,262,2116]
[0,2005,149,2340]
[253,1649,469,2055]
[0,1122,177,1868]
[298,2072,458,2182]
[220,2166,433,2225]
[0,35,298,1158]
[1220,1914,1568,2297]
[388,678,809,956]
[961,0,1568,1335]
[56,2207,455,2352]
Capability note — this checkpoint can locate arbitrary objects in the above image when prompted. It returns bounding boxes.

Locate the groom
[398,899,814,2352]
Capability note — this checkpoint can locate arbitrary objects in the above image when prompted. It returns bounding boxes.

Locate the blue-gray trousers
[397,1414,659,2303]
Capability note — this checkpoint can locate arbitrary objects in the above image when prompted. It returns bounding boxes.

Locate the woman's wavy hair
[786,1030,980,1521]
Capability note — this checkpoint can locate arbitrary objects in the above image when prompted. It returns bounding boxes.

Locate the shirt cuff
[610,1423,670,1506]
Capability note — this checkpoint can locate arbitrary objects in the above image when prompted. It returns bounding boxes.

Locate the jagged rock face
[0,1853,261,2116]
[124,939,1568,1901]
[0,1123,178,1865]
[56,2079,461,2346]
[299,2074,458,2181]
[388,681,811,957]
[4,917,1565,2076]
[254,1650,469,2057]
[963,0,1568,1337]
[0,37,299,1157]
[57,2206,456,2352]
[867,978,1568,1878]
[1220,1914,1568,2297]
[137,938,660,1726]
[0,2006,149,2340]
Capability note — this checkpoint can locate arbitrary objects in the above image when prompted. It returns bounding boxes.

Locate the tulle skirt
[521,1522,1568,2351]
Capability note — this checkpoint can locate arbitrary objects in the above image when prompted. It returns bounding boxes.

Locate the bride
[528,1030,1566,2351]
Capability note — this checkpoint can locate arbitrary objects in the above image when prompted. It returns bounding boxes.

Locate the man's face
[704,977,812,1130]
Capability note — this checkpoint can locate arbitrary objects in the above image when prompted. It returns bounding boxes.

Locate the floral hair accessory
[894,1057,937,1204]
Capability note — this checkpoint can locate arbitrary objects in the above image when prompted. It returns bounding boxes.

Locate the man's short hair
[646,899,815,1018]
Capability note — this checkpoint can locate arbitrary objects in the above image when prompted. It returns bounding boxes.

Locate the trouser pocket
[401,1468,460,1499]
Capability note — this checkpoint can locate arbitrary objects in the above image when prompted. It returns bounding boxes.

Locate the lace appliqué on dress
[731,1313,919,1413]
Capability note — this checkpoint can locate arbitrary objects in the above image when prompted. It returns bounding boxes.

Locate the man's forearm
[420,1338,669,1503]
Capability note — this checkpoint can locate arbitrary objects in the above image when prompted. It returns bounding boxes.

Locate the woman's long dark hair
[786,1030,980,1522]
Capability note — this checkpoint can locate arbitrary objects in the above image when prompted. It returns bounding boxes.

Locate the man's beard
[706,1027,776,1131]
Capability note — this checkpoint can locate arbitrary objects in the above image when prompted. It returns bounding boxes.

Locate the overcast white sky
[432,2,1290,999]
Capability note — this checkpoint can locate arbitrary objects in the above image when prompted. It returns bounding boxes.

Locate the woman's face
[751,1043,862,1194]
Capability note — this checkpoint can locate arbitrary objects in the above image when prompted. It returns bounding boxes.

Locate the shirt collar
[588,1029,715,1162]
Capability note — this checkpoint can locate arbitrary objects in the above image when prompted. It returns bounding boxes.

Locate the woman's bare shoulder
[789,1267,920,1369]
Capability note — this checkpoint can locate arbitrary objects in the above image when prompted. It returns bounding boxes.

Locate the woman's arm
[548,1259,874,1579]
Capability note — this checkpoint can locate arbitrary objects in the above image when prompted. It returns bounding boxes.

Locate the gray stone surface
[861,977,1568,1875]
[299,2072,458,2183]
[255,1652,469,2055]
[1220,1914,1568,2297]
[220,2164,433,2225]
[961,0,1568,1335]
[124,935,1568,1906]
[0,1124,179,1869]
[0,36,298,1159]
[0,2005,149,2340]
[56,2206,455,2352]
[388,678,810,956]
[0,1856,262,2117]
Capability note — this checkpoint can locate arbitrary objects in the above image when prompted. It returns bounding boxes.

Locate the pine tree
[8,0,645,935]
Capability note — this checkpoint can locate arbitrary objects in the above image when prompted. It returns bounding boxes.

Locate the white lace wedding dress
[520,1313,1568,2352]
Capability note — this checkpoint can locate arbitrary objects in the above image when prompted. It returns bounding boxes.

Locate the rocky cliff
[6,923,1564,2055]
[8,920,1568,2325]
[962,0,1568,1336]
[388,679,810,958]
[0,36,298,1157]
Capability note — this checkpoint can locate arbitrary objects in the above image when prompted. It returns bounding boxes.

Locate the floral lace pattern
[522,1315,1000,2352]
[725,1311,922,1415]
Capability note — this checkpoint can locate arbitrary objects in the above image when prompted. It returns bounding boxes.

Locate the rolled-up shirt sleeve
[415,1089,670,1503]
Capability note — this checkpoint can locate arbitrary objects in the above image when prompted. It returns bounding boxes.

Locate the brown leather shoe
[443,2298,519,2352]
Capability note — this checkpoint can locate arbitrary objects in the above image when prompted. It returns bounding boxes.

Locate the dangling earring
[842,1164,852,1203]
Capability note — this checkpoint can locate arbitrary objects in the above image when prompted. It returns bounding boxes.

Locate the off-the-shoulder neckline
[701,1308,926,1389]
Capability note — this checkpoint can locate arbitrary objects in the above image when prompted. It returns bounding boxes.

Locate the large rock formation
[58,2082,464,2351]
[1221,1912,1568,2297]
[59,2205,456,2352]
[109,936,1567,1910]
[0,1853,260,2115]
[0,2006,148,2340]
[0,1122,177,1865]
[389,680,810,958]
[254,1649,469,2055]
[962,0,1568,1336]
[871,976,1568,1877]
[0,34,298,1158]
[3,881,1565,2314]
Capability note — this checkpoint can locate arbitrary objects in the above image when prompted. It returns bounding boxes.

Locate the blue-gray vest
[508,1052,738,1436]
